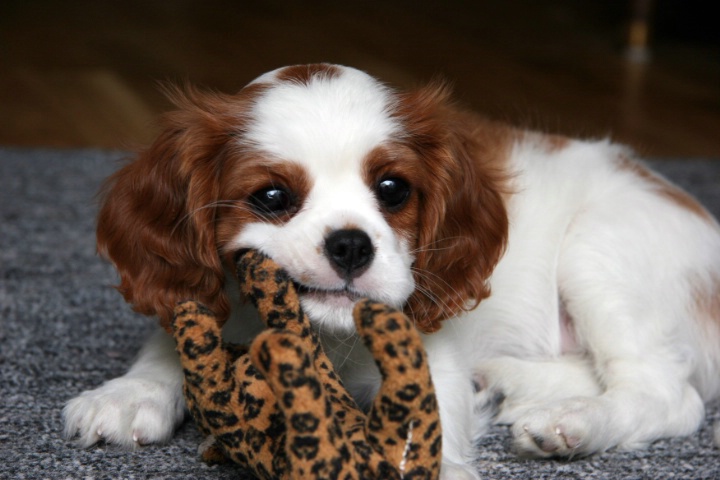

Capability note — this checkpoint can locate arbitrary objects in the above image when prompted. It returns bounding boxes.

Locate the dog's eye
[248,187,295,216]
[376,177,411,210]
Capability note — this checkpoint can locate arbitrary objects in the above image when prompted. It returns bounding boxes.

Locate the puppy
[64,64,720,478]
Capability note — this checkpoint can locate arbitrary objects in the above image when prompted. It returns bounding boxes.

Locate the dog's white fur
[64,65,720,478]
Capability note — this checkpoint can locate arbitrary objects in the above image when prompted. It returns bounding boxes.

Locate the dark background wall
[1,0,718,157]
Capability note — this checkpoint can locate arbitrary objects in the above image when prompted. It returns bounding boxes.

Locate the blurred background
[1,0,718,158]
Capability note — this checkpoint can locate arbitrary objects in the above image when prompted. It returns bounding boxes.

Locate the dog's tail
[715,420,720,448]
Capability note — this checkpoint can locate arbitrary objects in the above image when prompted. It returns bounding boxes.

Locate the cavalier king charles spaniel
[64,64,720,479]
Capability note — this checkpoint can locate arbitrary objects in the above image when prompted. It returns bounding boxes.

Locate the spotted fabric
[171,250,442,479]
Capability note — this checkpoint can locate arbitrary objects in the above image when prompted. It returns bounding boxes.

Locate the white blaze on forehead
[242,66,400,174]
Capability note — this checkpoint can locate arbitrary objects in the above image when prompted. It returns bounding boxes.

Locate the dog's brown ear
[96,85,249,330]
[395,82,512,332]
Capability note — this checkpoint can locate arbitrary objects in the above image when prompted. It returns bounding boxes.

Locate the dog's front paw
[63,377,185,448]
[511,397,609,458]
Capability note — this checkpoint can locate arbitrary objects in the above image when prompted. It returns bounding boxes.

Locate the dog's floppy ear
[96,85,254,330]
[395,82,511,332]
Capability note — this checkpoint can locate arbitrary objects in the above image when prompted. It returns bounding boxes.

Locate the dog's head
[97,64,509,333]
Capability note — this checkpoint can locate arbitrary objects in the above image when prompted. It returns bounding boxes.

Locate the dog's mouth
[233,249,368,309]
[294,283,364,305]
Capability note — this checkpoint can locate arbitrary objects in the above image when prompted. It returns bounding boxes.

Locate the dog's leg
[510,363,704,457]
[475,351,705,458]
[507,261,708,456]
[63,328,186,448]
[474,355,603,426]
[421,333,485,480]
[502,177,720,458]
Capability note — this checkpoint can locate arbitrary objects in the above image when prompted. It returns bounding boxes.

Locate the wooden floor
[1,0,718,157]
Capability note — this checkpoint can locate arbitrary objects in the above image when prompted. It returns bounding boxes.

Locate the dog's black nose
[324,229,375,279]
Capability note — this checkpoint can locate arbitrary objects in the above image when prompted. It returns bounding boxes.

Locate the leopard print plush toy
[171,250,442,479]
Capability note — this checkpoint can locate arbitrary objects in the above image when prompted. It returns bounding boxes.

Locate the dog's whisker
[171,199,288,237]
[409,236,467,256]
[411,267,467,314]
[334,334,362,371]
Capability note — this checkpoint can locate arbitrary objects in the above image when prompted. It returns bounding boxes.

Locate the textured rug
[1,147,719,479]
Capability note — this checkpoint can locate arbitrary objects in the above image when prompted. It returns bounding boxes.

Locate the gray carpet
[1,147,719,479]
